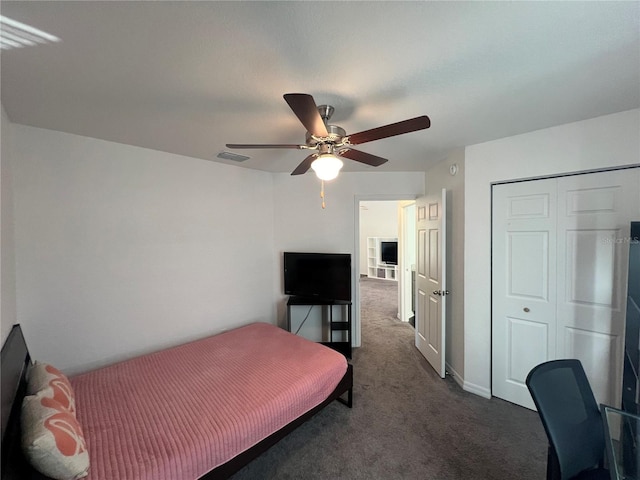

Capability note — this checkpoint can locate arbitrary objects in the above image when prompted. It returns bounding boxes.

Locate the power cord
[295,305,315,335]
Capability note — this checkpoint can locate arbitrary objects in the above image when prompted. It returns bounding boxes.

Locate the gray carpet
[230,278,548,479]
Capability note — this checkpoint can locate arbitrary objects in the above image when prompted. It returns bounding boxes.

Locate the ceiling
[1,1,639,174]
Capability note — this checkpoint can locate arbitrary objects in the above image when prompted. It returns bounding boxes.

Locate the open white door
[415,189,447,377]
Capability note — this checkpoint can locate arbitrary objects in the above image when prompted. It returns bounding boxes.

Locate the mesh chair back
[526,359,605,480]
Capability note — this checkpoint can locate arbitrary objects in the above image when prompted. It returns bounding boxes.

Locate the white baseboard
[446,363,492,399]
[445,364,492,400]
[445,363,465,390]
[462,379,492,399]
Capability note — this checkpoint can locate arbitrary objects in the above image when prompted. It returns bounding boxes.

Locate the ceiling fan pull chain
[320,180,326,209]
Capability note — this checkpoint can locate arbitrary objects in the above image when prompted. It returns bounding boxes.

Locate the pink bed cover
[70,322,347,480]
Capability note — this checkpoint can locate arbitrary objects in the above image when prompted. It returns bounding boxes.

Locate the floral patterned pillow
[21,394,89,480]
[27,361,76,414]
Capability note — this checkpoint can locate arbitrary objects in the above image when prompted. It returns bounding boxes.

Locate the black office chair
[526,359,609,480]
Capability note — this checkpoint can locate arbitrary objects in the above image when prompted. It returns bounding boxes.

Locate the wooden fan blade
[347,115,431,145]
[283,93,329,138]
[338,148,388,167]
[291,153,318,175]
[226,144,304,149]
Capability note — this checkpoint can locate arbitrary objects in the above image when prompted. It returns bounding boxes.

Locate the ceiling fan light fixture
[311,153,343,181]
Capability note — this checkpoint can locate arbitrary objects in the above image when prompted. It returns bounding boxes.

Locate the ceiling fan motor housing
[305,124,346,147]
[317,104,334,122]
[303,104,346,147]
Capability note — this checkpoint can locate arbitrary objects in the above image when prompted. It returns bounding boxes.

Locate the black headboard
[1,324,49,480]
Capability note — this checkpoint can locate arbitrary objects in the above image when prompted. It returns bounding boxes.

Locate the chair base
[571,467,609,480]
[546,446,609,480]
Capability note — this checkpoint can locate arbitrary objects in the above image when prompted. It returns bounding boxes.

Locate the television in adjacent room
[380,241,398,265]
[283,252,351,302]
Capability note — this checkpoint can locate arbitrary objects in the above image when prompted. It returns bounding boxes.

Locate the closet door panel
[556,168,640,407]
[492,179,557,409]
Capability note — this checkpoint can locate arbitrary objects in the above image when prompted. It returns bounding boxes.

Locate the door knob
[432,290,441,296]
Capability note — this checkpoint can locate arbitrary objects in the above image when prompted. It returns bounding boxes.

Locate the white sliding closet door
[556,170,639,407]
[492,167,640,409]
[492,178,558,409]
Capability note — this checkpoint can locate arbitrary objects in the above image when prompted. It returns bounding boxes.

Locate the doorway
[355,197,416,347]
[400,202,417,326]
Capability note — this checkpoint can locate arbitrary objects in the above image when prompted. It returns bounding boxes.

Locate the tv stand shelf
[286,296,352,358]
[367,237,398,281]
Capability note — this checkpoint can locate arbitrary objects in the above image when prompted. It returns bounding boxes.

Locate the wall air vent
[217,151,250,162]
[0,16,60,50]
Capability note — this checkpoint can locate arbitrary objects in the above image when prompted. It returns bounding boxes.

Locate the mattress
[70,322,347,480]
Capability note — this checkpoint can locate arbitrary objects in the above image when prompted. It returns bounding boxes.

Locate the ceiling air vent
[217,151,250,162]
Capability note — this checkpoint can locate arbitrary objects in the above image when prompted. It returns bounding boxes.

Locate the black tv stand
[286,296,352,358]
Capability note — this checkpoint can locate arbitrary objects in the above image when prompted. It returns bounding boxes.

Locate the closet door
[556,169,640,407]
[492,168,640,409]
[492,179,558,409]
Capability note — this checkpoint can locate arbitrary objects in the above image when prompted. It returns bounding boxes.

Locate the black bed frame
[1,324,353,480]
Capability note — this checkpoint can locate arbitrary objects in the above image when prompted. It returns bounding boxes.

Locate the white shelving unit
[367,237,398,281]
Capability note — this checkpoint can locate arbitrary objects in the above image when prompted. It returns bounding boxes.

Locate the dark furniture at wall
[287,296,352,358]
[600,404,640,480]
[526,359,609,480]
[623,221,640,416]
[617,221,640,480]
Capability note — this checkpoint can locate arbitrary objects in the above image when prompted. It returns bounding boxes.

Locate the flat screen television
[284,252,351,302]
[380,241,398,265]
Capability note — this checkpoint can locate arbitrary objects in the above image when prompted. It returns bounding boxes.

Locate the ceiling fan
[226,93,431,180]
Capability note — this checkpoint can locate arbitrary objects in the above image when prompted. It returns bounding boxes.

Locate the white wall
[8,122,425,373]
[425,148,465,385]
[464,109,640,398]
[358,201,399,276]
[11,125,276,374]
[272,172,424,346]
[1,106,17,344]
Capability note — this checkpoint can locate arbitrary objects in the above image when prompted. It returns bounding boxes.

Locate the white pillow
[27,361,76,414]
[21,394,89,480]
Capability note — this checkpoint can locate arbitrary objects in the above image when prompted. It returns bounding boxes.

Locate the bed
[1,322,353,480]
